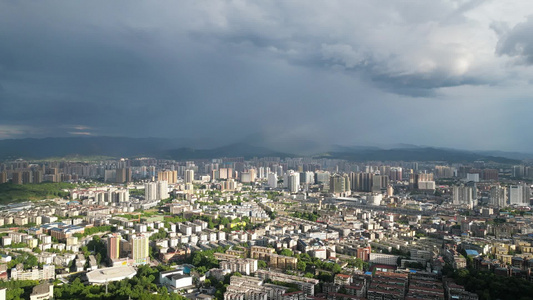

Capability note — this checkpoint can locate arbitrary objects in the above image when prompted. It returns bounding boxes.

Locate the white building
[267,173,277,189]
[10,265,55,281]
[157,181,169,200]
[509,183,530,206]
[241,172,252,183]
[287,171,300,193]
[86,265,137,284]
[145,182,158,201]
[490,185,507,207]
[302,171,314,185]
[145,181,169,200]
[452,185,474,208]
[368,193,382,206]
[418,181,435,191]
[160,268,193,292]
[369,253,399,266]
[220,258,258,275]
[466,173,480,182]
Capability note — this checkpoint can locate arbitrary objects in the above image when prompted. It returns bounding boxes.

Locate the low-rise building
[160,268,194,292]
[220,258,258,275]
[30,283,53,300]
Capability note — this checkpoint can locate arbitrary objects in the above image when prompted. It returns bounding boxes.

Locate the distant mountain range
[0,137,177,159]
[0,136,528,163]
[0,137,291,160]
[317,147,520,164]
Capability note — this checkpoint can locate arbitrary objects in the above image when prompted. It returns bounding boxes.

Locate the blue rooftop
[465,250,479,256]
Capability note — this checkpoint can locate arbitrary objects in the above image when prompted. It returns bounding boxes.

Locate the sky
[1,1,533,152]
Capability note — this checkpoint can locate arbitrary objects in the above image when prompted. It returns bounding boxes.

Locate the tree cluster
[450,268,533,300]
[186,246,230,274]
[291,212,319,222]
[0,182,75,204]
[7,252,38,269]
[54,265,185,300]
[0,280,39,300]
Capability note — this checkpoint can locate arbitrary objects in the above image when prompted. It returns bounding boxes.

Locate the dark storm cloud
[0,1,533,151]
[185,0,498,98]
[369,72,490,97]
[495,16,533,65]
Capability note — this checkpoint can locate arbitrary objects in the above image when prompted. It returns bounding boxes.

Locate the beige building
[250,246,275,260]
[250,246,297,270]
[269,254,297,270]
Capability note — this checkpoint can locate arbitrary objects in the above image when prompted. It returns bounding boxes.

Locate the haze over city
[1,1,533,152]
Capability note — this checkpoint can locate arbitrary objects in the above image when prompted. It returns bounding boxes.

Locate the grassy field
[0,182,75,204]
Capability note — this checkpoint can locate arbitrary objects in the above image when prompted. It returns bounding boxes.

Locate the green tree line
[54,265,186,300]
[0,182,75,204]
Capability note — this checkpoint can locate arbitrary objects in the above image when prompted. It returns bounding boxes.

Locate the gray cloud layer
[1,1,533,151]
[496,16,533,65]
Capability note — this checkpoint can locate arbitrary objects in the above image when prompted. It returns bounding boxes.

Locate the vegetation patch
[0,182,75,204]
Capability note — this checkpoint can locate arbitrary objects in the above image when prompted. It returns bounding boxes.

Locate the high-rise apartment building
[157,181,169,200]
[509,185,522,205]
[104,170,116,183]
[287,171,300,193]
[509,183,531,206]
[185,169,194,184]
[389,167,403,181]
[330,174,349,194]
[22,171,32,184]
[158,170,177,184]
[107,233,121,261]
[372,174,389,192]
[240,171,252,183]
[482,169,499,181]
[33,170,43,183]
[408,173,433,190]
[452,184,474,208]
[116,168,126,183]
[267,173,277,188]
[219,168,233,179]
[276,165,283,177]
[301,171,315,185]
[435,166,454,178]
[130,234,149,265]
[315,171,331,185]
[144,182,158,201]
[12,171,22,184]
[0,172,7,184]
[145,181,169,200]
[490,185,507,207]
[513,165,525,178]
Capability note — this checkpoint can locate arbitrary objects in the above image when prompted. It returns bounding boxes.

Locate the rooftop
[31,283,51,295]
[86,265,137,284]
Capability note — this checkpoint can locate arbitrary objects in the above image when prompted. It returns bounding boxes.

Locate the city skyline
[1,152,533,299]
[2,1,533,152]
